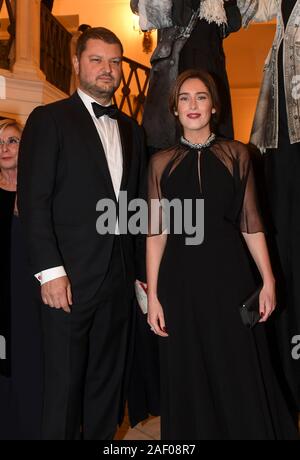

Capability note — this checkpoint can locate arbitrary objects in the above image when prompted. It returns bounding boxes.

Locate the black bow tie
[92,102,119,119]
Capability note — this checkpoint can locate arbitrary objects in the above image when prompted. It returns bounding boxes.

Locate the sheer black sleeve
[235,142,265,233]
[212,140,265,233]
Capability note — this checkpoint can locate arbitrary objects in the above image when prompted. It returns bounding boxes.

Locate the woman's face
[177,78,215,136]
[0,126,20,171]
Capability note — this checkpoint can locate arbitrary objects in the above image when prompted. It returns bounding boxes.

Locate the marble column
[13,0,45,79]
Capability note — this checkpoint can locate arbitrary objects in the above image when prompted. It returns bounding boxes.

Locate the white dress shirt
[36,88,123,285]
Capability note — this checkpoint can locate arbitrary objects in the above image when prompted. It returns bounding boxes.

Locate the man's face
[73,38,123,102]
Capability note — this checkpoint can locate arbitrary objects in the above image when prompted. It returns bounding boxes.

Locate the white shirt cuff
[35,266,67,285]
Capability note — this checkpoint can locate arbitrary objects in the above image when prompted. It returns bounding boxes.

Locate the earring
[212,109,216,114]
[174,111,178,116]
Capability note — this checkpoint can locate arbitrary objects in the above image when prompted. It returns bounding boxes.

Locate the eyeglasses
[0,136,20,147]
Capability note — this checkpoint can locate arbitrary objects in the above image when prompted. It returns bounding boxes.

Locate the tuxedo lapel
[68,92,117,202]
[118,114,133,193]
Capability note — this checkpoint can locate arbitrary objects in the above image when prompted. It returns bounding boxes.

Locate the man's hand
[41,276,73,313]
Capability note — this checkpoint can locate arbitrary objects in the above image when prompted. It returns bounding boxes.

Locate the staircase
[0,0,150,125]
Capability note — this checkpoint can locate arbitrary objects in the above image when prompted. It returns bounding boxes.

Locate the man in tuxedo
[17,27,146,440]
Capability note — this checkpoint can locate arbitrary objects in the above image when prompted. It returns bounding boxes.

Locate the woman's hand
[242,232,277,323]
[147,295,169,337]
[259,280,276,323]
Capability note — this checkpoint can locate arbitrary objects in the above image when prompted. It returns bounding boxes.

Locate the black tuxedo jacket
[18,92,147,303]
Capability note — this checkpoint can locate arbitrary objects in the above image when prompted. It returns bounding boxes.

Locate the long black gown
[264,0,300,412]
[148,138,299,440]
[0,188,43,440]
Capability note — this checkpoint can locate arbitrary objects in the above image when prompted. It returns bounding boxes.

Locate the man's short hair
[76,27,123,58]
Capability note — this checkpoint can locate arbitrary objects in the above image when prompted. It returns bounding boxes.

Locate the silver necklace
[180,133,216,150]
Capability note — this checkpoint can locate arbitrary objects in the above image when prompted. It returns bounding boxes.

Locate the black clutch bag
[239,286,262,328]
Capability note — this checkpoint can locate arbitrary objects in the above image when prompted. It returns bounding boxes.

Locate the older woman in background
[0,119,42,440]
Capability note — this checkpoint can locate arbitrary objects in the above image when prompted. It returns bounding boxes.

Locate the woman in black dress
[0,119,42,440]
[146,70,299,440]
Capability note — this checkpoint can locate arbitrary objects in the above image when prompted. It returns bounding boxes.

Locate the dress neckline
[180,133,216,150]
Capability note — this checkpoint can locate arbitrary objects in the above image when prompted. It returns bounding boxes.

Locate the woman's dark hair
[169,69,221,128]
[76,27,123,58]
